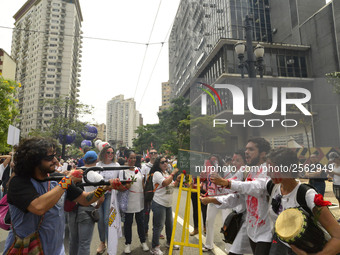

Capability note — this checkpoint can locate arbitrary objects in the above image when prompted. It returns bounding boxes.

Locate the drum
[275,208,326,253]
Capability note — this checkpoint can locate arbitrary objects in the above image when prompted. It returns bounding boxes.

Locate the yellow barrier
[169,174,203,255]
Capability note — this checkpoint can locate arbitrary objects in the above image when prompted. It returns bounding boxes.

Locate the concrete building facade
[0,49,16,80]
[11,0,82,137]
[94,123,106,141]
[106,95,141,148]
[159,81,172,112]
[169,0,339,153]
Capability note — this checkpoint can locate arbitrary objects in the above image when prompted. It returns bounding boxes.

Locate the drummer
[266,147,340,255]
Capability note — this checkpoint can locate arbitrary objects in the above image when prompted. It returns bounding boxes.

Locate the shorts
[333,184,340,200]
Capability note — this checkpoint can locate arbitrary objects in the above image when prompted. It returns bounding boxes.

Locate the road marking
[173,212,226,255]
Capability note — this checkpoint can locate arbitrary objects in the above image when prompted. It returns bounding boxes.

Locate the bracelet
[226,180,231,189]
[58,176,72,190]
[94,186,105,198]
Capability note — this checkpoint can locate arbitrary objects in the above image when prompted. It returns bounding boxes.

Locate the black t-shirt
[7,175,83,212]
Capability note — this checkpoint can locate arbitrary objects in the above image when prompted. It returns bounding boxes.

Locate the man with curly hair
[3,137,120,255]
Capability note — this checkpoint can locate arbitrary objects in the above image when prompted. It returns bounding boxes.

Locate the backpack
[144,173,155,203]
[266,180,315,215]
[220,210,243,244]
[0,194,10,230]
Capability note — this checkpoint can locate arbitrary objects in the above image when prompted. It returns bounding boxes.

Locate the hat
[84,151,98,164]
[328,152,339,162]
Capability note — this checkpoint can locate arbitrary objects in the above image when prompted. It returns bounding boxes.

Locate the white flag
[107,190,122,255]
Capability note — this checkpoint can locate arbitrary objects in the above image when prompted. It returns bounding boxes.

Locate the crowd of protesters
[1,136,340,255]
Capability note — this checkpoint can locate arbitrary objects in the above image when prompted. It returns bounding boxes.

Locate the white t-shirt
[153,171,174,207]
[118,168,144,213]
[141,162,153,178]
[96,161,120,180]
[83,170,104,207]
[230,163,273,243]
[332,165,340,185]
[269,181,318,247]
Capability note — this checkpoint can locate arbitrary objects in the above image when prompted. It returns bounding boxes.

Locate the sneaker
[124,244,131,254]
[159,234,165,239]
[166,243,180,250]
[150,246,163,255]
[141,242,149,251]
[96,242,106,254]
[202,246,212,252]
[190,228,198,236]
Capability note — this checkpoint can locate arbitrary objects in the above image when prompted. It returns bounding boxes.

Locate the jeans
[68,206,95,255]
[124,210,146,244]
[191,191,207,229]
[97,192,111,243]
[144,200,151,234]
[309,180,325,196]
[151,201,173,248]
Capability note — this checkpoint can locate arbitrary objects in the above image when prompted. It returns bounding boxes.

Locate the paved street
[0,181,339,255]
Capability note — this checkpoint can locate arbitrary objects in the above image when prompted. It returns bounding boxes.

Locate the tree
[29,97,94,159]
[190,115,230,152]
[326,72,340,94]
[0,74,20,152]
[133,97,190,155]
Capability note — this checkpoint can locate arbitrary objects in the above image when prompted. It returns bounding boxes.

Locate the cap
[328,152,339,162]
[84,151,98,164]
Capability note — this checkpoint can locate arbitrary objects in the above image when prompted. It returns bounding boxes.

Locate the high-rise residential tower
[106,95,142,148]
[11,0,82,136]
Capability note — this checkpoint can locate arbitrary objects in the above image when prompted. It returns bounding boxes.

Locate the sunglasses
[106,151,114,155]
[150,152,158,155]
[160,160,168,164]
[44,154,56,161]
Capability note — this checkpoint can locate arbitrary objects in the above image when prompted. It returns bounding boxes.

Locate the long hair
[98,145,116,163]
[150,156,164,174]
[14,137,57,177]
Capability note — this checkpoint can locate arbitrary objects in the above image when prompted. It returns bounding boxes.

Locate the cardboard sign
[7,125,20,146]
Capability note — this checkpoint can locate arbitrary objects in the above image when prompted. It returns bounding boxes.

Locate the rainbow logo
[197,82,222,107]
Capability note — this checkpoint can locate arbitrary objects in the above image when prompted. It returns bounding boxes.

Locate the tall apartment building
[169,0,337,154]
[11,0,82,137]
[106,95,142,148]
[169,0,272,98]
[159,81,172,112]
[94,123,106,141]
[0,49,16,80]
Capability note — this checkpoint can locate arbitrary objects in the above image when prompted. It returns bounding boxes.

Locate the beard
[248,155,260,166]
[38,163,56,176]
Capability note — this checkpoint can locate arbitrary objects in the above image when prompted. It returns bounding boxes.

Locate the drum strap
[267,180,316,216]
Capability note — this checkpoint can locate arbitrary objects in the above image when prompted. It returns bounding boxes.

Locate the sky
[0,0,181,125]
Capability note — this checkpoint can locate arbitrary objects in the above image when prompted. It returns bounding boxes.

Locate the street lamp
[61,96,69,160]
[235,15,265,78]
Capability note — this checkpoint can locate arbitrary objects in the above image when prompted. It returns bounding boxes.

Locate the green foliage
[0,74,20,152]
[190,115,230,152]
[133,97,190,155]
[326,72,340,94]
[28,98,94,158]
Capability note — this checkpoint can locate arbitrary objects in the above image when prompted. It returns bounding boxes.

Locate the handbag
[220,211,243,244]
[86,208,100,222]
[117,190,129,212]
[6,181,50,255]
[0,194,11,230]
[6,231,44,255]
